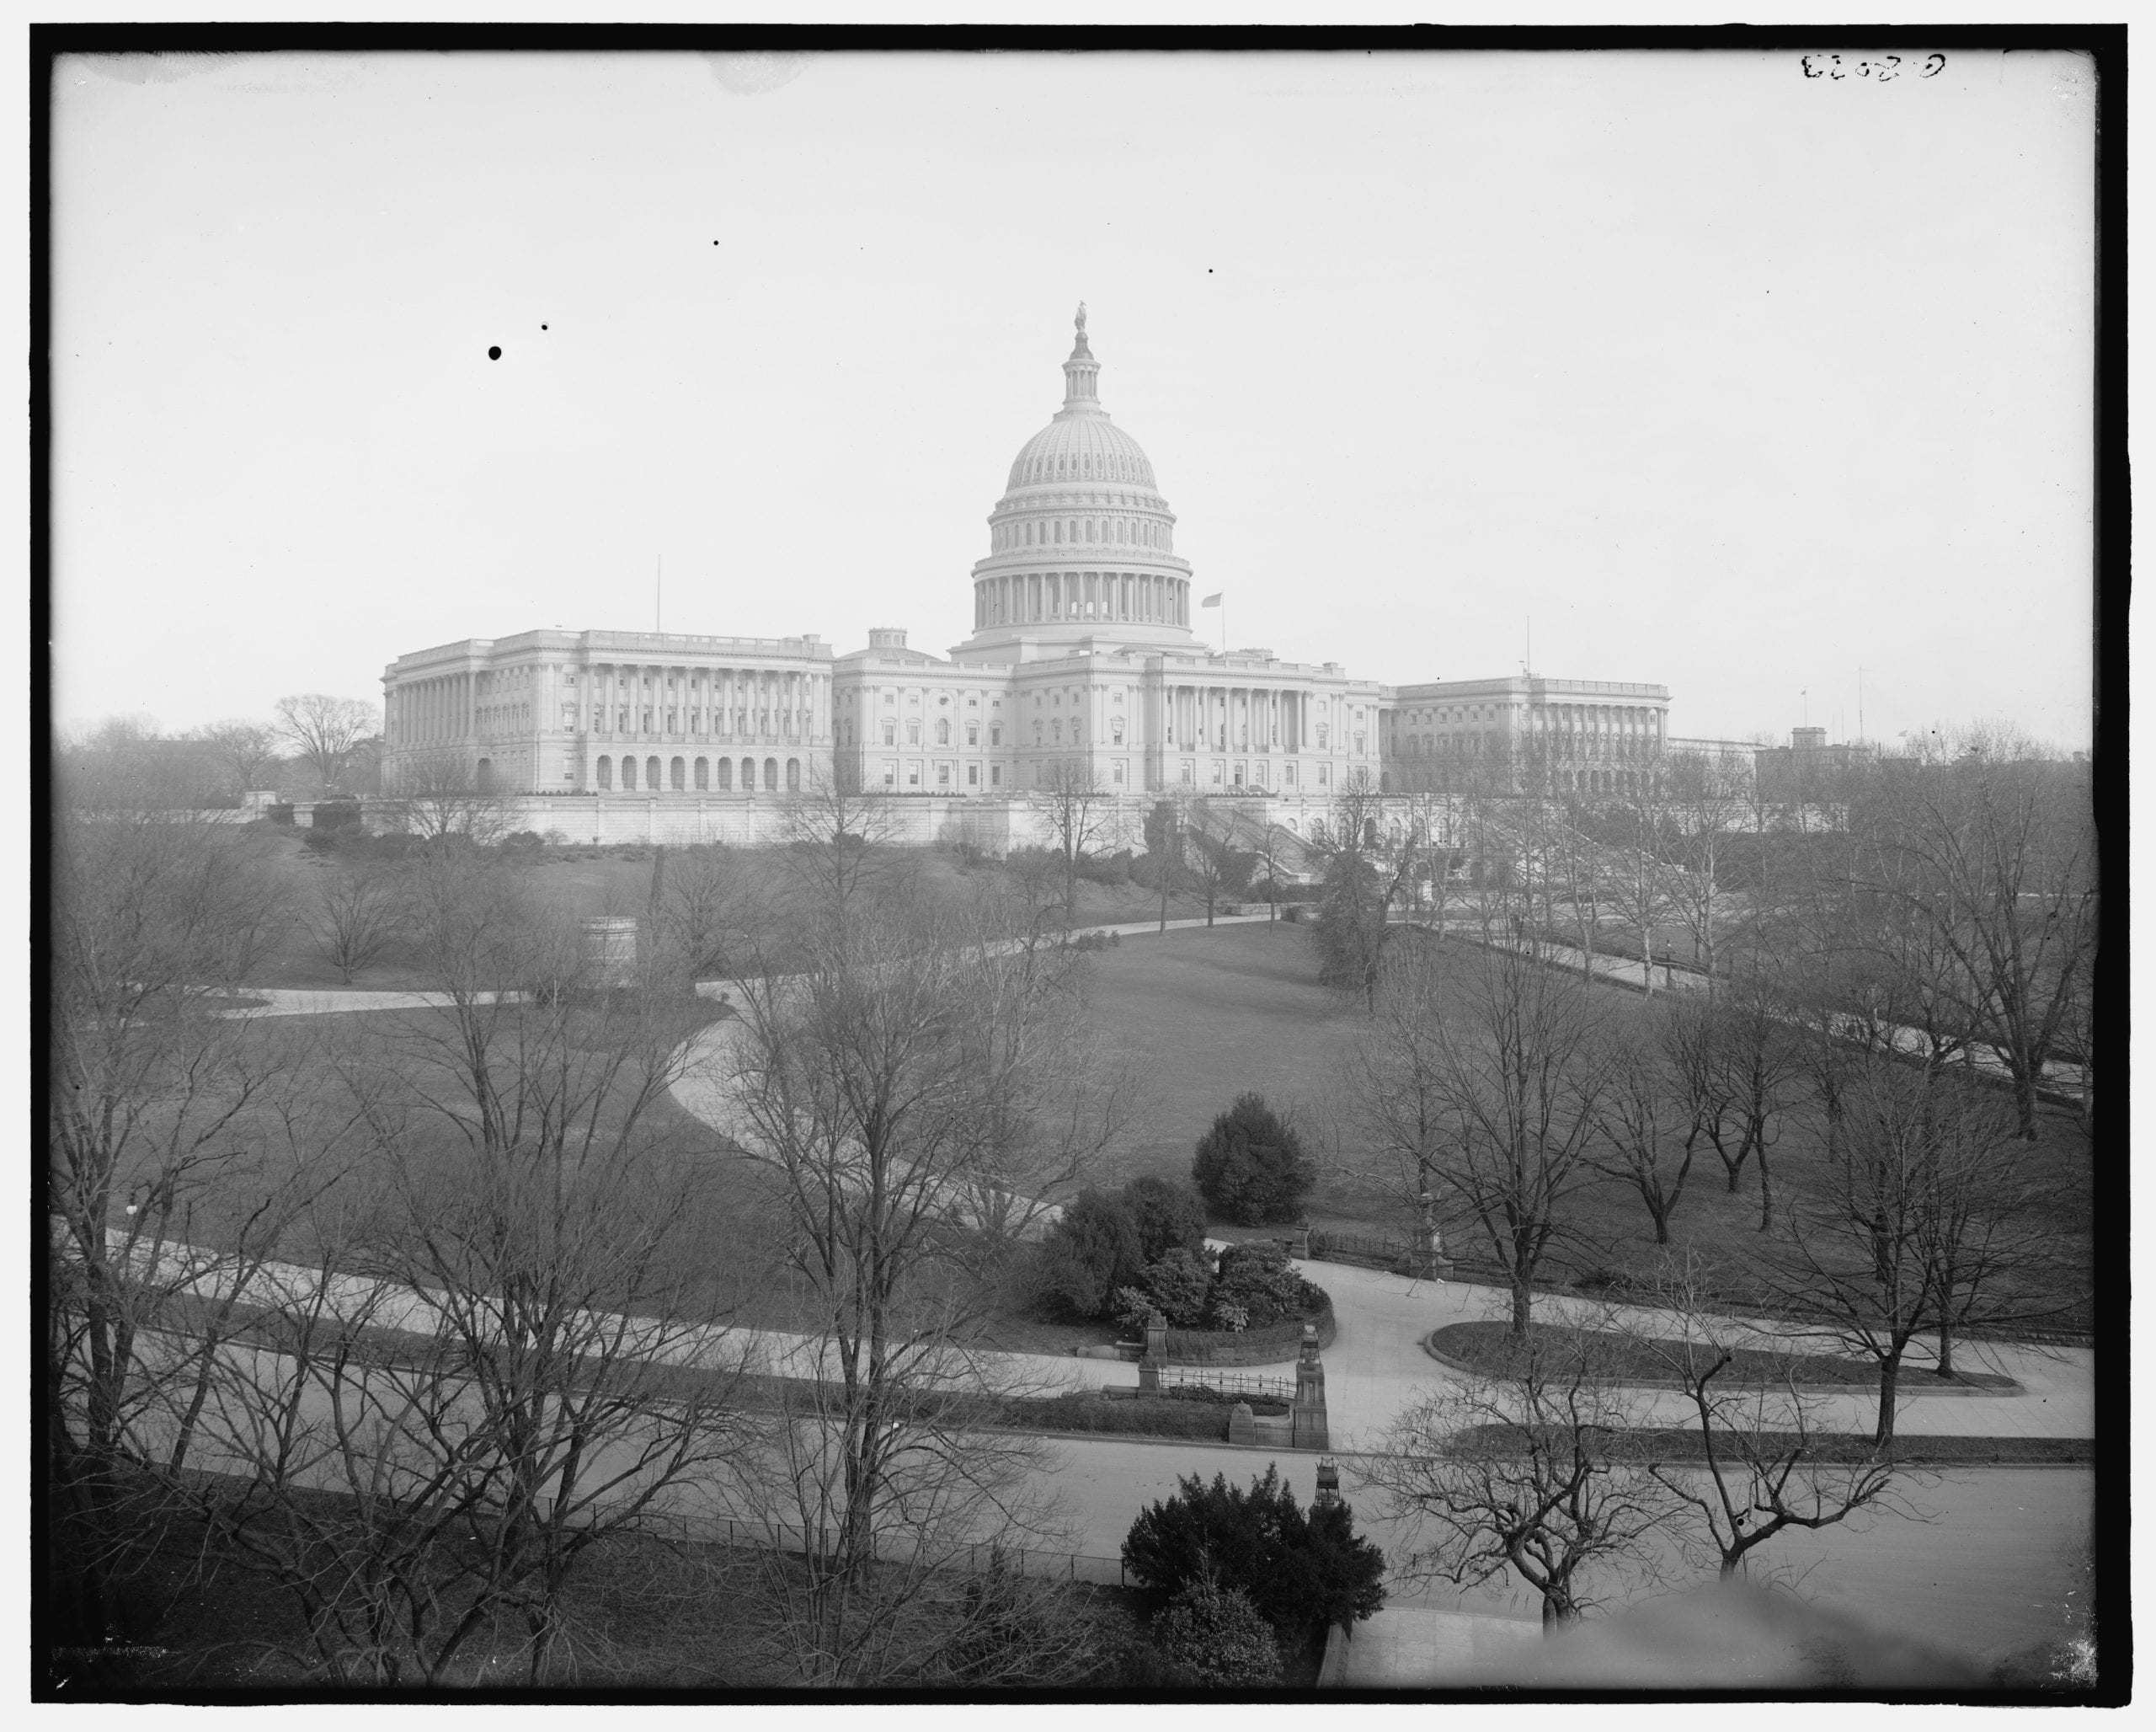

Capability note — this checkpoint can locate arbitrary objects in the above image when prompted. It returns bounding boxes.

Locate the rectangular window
[937,764,950,788]
[990,765,1001,786]
[968,764,979,786]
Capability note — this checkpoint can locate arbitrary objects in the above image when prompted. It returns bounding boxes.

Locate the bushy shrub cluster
[1191,1093,1315,1224]
[1107,1239,1326,1339]
[1032,1176,1208,1322]
[1123,1466,1386,1648]
[1150,1575,1280,1687]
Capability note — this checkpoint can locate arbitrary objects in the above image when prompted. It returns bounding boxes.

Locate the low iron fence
[1155,1365,1294,1402]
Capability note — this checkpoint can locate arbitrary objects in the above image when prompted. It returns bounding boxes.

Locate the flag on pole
[1201,592,1222,607]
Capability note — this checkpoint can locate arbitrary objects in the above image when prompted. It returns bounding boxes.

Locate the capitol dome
[960,306,1198,653]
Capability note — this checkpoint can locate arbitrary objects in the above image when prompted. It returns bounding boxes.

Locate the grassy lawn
[1074,923,2095,1332]
[1078,921,1367,1203]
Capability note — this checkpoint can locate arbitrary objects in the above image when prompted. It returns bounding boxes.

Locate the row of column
[391,670,476,746]
[568,663,830,745]
[1161,683,1319,755]
[977,570,1188,630]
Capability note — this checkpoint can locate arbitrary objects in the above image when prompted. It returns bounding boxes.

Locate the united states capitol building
[379,309,1673,845]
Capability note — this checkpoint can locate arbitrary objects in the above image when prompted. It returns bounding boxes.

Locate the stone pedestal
[1291,1323,1329,1451]
[1137,1308,1168,1393]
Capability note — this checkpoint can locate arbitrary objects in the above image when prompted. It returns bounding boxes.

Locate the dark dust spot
[488,345,502,360]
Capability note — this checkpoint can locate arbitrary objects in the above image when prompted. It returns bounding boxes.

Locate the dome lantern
[1063,301,1100,410]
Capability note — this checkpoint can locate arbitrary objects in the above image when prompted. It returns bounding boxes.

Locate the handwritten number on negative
[1802,52,1945,81]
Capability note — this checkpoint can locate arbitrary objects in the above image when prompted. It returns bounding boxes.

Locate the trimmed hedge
[1164,1294,1334,1366]
[995,1388,1289,1443]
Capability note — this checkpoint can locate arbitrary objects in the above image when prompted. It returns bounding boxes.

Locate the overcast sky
[51,47,2097,750]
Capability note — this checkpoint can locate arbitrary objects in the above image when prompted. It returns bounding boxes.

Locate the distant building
[378,308,1673,827]
[1754,726,1870,802]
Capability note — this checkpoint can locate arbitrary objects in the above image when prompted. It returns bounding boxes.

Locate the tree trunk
[1937,1316,1956,1381]
[1755,1142,1773,1233]
[1508,1275,1532,1336]
[1873,1355,1901,1446]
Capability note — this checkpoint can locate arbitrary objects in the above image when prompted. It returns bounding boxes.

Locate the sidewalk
[1309,1258,2094,1448]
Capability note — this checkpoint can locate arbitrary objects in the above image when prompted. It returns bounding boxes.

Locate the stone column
[1291,1323,1328,1451]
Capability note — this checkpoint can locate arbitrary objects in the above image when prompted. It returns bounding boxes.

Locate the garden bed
[1429,1319,1929,1389]
[1164,1295,1334,1366]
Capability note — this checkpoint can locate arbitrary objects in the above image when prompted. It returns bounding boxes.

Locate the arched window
[740,757,755,790]
[694,756,708,790]
[475,757,494,792]
[936,719,950,745]
[670,756,686,790]
[717,756,732,790]
[596,755,613,790]
[646,756,661,788]
[622,756,637,790]
[787,758,801,791]
[763,757,777,791]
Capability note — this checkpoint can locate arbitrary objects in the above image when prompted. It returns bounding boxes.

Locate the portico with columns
[382,628,836,798]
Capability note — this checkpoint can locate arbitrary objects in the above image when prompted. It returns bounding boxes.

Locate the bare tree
[1598,782,1678,993]
[1414,928,1613,1334]
[777,769,905,946]
[195,719,286,798]
[1178,796,1255,927]
[308,864,405,983]
[720,890,1139,1681]
[653,842,768,980]
[45,812,318,1651]
[1025,758,1127,920]
[1771,1057,2068,1445]
[179,862,750,1684]
[1638,1268,1910,1580]
[1857,726,2097,1137]
[382,755,519,848]
[1241,811,1296,923]
[1659,746,1751,999]
[1589,1016,1696,1245]
[275,694,381,797]
[1356,1330,1673,1629]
